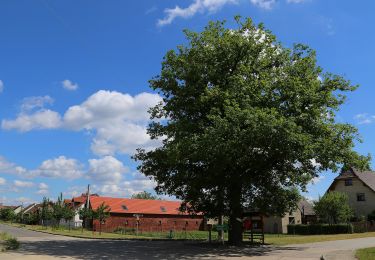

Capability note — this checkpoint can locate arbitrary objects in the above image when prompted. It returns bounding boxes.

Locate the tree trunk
[228,184,243,246]
[99,220,102,235]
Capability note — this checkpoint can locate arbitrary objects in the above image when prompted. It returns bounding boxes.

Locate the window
[121,204,128,210]
[160,206,167,213]
[289,217,295,224]
[357,193,366,201]
[125,220,128,225]
[345,179,353,186]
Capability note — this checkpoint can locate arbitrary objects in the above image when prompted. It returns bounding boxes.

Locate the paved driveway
[1,224,375,259]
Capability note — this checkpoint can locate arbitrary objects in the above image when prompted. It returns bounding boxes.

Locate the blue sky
[1,0,374,205]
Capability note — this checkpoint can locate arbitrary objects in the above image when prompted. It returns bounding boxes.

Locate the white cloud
[62,79,78,91]
[39,182,49,189]
[63,90,163,156]
[31,156,84,179]
[0,156,27,176]
[2,110,62,132]
[250,0,276,9]
[14,180,34,188]
[310,175,325,185]
[3,90,163,155]
[88,156,128,184]
[0,177,6,185]
[354,113,375,125]
[158,0,237,26]
[1,96,61,132]
[0,80,4,93]
[36,189,49,195]
[21,96,54,112]
[90,172,156,198]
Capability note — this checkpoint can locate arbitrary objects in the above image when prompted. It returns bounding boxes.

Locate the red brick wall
[93,213,204,233]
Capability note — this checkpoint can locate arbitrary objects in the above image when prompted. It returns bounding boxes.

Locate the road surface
[1,223,374,259]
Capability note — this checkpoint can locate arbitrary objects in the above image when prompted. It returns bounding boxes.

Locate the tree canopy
[131,191,159,200]
[314,191,353,224]
[134,17,370,245]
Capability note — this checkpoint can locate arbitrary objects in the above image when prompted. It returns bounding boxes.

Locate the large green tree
[134,17,370,245]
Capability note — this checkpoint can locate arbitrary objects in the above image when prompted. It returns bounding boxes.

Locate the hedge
[287,224,353,235]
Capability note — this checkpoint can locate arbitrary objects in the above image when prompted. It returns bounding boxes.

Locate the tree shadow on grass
[18,239,305,259]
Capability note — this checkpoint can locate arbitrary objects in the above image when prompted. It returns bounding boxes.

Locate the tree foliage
[52,193,65,227]
[314,191,353,224]
[134,17,370,245]
[93,202,110,235]
[131,191,159,200]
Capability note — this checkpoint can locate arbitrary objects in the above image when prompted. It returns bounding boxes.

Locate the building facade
[327,168,375,218]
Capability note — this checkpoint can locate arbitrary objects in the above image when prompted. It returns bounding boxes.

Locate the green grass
[2,221,375,245]
[264,232,375,246]
[0,232,20,251]
[355,247,375,260]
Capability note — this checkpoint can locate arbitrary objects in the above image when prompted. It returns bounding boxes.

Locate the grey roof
[330,168,375,193]
[352,168,375,192]
[297,199,315,216]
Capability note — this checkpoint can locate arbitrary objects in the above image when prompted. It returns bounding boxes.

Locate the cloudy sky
[0,0,374,205]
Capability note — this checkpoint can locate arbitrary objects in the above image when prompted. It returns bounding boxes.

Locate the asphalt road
[1,223,375,259]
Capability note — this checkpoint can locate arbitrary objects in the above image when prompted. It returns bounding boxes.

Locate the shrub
[4,238,20,250]
[287,224,353,235]
[368,210,375,221]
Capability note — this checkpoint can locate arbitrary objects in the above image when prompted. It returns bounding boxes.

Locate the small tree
[78,207,93,233]
[131,191,159,200]
[63,206,75,231]
[40,197,52,227]
[314,191,353,224]
[52,193,65,228]
[93,203,110,235]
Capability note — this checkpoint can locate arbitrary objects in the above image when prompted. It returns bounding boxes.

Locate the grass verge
[0,232,20,251]
[355,247,375,260]
[2,221,375,245]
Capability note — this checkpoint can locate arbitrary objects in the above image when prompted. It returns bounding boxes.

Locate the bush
[368,210,375,221]
[4,238,20,250]
[0,232,20,251]
[287,224,353,235]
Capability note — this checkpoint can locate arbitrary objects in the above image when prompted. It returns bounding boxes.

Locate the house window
[345,179,353,186]
[289,217,295,224]
[121,204,128,210]
[160,206,167,213]
[357,193,366,201]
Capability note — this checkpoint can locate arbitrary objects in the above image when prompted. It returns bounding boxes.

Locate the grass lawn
[355,247,375,260]
[264,232,375,246]
[3,221,375,245]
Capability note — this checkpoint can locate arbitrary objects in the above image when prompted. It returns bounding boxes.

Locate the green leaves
[135,16,370,244]
[314,191,354,224]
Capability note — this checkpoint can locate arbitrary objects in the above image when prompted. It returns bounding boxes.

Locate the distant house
[62,193,99,228]
[262,199,315,234]
[327,167,375,218]
[84,196,204,233]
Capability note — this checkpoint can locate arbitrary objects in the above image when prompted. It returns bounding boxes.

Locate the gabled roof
[89,196,190,215]
[23,203,39,214]
[297,199,315,216]
[329,167,375,193]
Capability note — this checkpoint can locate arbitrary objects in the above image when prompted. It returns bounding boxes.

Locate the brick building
[88,196,204,233]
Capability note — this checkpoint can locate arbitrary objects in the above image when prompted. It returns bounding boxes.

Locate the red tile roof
[89,196,188,215]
